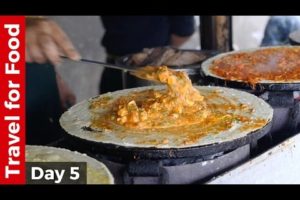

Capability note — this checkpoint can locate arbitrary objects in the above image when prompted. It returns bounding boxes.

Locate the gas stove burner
[52,138,251,184]
[97,145,250,184]
[257,90,300,140]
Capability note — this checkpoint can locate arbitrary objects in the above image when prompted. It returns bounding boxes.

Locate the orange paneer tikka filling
[109,66,209,129]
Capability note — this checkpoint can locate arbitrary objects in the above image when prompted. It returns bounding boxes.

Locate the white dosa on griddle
[26,145,114,184]
[60,86,273,149]
[202,46,300,84]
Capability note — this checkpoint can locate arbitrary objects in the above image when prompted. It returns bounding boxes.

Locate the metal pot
[289,30,300,45]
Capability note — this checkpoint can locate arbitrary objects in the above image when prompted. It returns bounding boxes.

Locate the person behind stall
[261,16,300,46]
[99,16,195,93]
[26,16,81,145]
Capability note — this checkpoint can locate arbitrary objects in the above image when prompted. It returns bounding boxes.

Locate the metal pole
[200,16,233,52]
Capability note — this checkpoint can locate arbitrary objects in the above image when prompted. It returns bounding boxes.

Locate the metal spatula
[61,55,138,72]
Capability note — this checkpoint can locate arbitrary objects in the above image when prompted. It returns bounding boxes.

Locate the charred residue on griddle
[81,126,103,133]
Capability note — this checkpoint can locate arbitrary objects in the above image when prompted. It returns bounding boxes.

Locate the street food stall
[26,16,300,184]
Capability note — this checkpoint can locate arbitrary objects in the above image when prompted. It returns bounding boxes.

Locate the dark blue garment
[261,16,300,46]
[26,63,63,145]
[100,16,195,56]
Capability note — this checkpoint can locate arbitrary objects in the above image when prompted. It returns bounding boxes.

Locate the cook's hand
[26,17,81,66]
